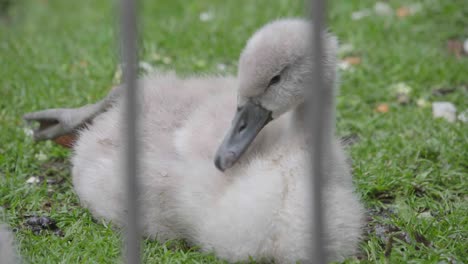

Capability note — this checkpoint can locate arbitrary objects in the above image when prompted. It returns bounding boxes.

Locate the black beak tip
[214,156,225,172]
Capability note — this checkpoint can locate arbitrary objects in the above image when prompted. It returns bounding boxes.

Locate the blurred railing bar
[308,0,329,263]
[120,0,140,263]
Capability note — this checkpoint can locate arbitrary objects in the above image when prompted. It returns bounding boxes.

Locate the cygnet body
[0,225,20,263]
[71,18,364,263]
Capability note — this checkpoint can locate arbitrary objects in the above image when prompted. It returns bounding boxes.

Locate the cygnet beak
[214,100,272,171]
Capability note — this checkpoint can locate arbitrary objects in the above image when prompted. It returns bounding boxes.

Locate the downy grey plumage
[69,18,365,263]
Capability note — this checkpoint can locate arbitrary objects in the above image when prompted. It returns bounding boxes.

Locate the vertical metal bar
[120,0,140,263]
[307,0,328,263]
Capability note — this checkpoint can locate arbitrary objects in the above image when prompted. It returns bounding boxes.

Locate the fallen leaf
[343,56,362,65]
[376,103,389,113]
[396,6,411,17]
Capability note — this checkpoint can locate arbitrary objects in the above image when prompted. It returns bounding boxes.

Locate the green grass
[1,0,467,263]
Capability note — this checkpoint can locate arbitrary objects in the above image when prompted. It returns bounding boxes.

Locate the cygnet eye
[238,119,247,133]
[268,75,281,87]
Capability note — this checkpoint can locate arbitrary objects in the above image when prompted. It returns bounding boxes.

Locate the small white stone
[138,61,154,74]
[26,176,40,184]
[150,53,162,61]
[416,98,429,108]
[216,63,227,72]
[463,39,468,54]
[374,2,393,16]
[199,11,214,22]
[432,102,457,122]
[194,59,206,68]
[457,109,468,123]
[162,57,172,65]
[408,3,423,14]
[338,43,354,56]
[23,127,34,137]
[392,82,412,95]
[351,9,371,20]
[338,60,352,71]
[34,152,47,162]
[113,64,123,83]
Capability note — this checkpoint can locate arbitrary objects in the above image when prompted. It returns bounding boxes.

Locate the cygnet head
[215,18,338,171]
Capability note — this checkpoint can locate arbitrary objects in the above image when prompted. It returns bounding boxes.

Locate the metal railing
[119,0,329,263]
[120,0,140,262]
[308,0,329,262]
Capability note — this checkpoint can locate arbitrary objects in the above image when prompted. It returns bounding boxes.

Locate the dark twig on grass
[24,215,64,237]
